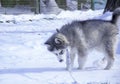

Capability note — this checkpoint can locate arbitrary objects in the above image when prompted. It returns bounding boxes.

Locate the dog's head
[45,30,69,62]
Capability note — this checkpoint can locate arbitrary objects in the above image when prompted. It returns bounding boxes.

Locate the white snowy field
[0,10,120,84]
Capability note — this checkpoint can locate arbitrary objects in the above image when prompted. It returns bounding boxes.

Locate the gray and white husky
[45,8,120,70]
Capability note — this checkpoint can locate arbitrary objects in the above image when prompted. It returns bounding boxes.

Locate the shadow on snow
[0,67,65,74]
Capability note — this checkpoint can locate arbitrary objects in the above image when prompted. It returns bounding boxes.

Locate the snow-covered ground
[0,9,120,84]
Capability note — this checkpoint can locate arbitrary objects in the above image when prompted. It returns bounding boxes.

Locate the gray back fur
[59,20,119,50]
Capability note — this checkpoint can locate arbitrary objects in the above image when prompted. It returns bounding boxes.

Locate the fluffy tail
[111,7,120,25]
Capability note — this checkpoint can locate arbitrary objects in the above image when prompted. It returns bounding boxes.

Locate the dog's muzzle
[55,53,64,62]
[54,50,65,62]
[46,44,65,63]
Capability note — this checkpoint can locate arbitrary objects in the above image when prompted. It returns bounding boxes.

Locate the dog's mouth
[54,50,65,63]
[59,59,64,62]
[46,45,65,63]
[55,53,64,62]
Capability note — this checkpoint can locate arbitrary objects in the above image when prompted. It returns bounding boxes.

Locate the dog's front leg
[66,55,71,71]
[66,48,76,71]
[66,48,72,71]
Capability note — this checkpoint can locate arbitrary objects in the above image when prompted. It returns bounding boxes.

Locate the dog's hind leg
[104,53,115,70]
[104,39,116,70]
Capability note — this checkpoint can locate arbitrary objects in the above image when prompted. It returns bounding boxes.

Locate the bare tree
[67,0,77,10]
[30,0,40,14]
[40,0,62,14]
[104,0,120,13]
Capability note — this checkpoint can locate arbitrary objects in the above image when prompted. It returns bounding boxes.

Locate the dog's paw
[66,67,72,71]
[93,59,107,69]
[77,67,84,70]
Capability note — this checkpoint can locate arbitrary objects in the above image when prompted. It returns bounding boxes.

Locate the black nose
[59,59,63,62]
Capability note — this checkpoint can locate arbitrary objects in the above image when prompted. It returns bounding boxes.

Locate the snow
[0,9,120,84]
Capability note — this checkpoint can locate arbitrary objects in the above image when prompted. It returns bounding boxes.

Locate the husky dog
[45,8,120,70]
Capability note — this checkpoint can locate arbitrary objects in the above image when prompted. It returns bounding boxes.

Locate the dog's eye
[49,47,54,51]
[47,45,54,51]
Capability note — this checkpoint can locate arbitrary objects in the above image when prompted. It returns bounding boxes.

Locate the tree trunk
[30,0,40,14]
[56,0,66,10]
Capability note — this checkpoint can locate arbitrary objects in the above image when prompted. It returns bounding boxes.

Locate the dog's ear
[54,34,69,46]
[56,29,60,33]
